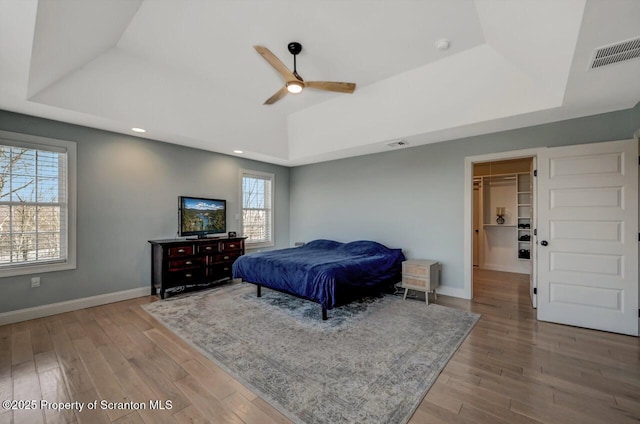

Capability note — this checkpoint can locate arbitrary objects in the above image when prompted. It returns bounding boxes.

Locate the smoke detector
[435,39,450,51]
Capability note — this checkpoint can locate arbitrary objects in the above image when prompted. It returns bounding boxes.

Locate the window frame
[0,130,77,277]
[239,169,275,249]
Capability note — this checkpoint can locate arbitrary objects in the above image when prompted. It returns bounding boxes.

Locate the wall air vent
[589,36,640,70]
[386,140,409,148]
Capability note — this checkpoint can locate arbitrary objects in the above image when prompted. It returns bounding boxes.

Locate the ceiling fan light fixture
[286,81,304,94]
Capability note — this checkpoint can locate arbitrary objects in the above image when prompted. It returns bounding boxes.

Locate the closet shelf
[483,224,516,227]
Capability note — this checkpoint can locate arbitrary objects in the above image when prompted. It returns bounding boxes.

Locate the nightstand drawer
[403,263,429,277]
[403,276,430,290]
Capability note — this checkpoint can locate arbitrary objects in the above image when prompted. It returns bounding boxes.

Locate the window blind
[241,171,273,245]
[0,144,68,267]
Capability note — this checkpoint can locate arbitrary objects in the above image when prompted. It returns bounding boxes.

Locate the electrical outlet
[31,277,40,288]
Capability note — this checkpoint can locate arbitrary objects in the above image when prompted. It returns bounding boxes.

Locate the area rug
[143,283,480,424]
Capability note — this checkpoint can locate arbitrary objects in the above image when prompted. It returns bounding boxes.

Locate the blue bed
[232,239,405,319]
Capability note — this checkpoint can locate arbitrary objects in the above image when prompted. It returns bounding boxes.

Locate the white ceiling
[1,0,639,166]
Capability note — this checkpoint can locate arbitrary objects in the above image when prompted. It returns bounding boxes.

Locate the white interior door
[537,139,638,336]
[473,179,481,267]
[530,157,537,308]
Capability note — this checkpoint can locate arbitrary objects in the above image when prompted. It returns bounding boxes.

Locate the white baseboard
[436,285,470,299]
[0,287,150,326]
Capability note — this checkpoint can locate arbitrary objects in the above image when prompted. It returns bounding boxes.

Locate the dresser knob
[206,246,212,250]
[185,273,192,278]
[223,267,229,271]
[229,244,235,248]
[177,249,185,253]
[223,256,229,260]
[185,261,192,265]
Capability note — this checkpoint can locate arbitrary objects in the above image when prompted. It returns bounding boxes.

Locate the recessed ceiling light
[131,127,146,133]
[234,150,244,154]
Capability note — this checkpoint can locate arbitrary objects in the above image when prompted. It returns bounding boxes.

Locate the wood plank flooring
[0,269,638,423]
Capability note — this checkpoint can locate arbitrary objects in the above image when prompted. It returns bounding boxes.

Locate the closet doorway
[472,157,535,306]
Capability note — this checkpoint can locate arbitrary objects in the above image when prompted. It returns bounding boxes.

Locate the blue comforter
[232,239,405,309]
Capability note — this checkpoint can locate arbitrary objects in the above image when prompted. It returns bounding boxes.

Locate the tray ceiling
[1,0,639,166]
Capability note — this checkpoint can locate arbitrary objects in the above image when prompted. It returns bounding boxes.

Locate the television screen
[179,196,226,237]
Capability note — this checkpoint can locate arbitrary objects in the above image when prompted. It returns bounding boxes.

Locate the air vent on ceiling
[589,36,640,70]
[386,140,409,148]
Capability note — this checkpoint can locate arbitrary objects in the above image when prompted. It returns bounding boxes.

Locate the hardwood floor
[1,270,638,423]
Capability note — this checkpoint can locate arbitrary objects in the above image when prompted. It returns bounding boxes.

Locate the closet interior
[473,157,534,275]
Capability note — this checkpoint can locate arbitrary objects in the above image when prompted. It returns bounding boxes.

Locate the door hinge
[534,229,537,236]
[533,169,537,177]
[534,288,537,295]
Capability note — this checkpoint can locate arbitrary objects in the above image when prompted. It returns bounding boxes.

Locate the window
[240,169,274,247]
[0,130,76,277]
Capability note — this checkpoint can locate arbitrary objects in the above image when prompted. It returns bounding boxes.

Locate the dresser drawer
[167,245,194,257]
[219,240,242,251]
[197,243,219,254]
[209,251,241,264]
[168,258,201,270]
[165,269,202,285]
[206,264,233,280]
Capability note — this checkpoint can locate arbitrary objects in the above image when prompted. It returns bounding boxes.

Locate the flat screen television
[179,196,226,238]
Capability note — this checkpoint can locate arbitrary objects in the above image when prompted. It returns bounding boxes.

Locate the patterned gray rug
[143,283,479,424]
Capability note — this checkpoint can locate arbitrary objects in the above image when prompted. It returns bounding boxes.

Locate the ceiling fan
[254,42,356,105]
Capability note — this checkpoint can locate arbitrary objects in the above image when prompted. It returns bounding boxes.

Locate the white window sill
[0,261,76,278]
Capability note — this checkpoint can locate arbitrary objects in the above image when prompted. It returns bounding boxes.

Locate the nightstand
[400,260,441,305]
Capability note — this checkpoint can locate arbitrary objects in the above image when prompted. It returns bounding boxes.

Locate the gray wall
[1,101,638,313]
[290,105,640,291]
[0,110,290,313]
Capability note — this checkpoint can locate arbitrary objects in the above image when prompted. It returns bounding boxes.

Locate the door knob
[540,240,548,246]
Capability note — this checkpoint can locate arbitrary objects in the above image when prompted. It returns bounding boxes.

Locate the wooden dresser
[148,237,246,299]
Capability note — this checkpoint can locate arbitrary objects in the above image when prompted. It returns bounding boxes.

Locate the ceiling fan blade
[263,86,288,105]
[305,81,356,93]
[254,45,297,82]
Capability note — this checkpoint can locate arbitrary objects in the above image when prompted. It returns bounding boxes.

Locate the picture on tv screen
[179,197,226,236]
